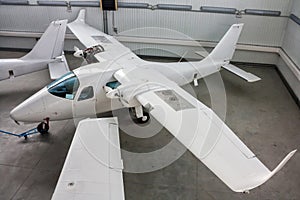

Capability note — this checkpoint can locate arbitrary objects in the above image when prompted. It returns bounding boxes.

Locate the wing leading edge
[52,118,124,200]
[114,67,296,192]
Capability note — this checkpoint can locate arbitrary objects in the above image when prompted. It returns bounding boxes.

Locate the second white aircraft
[0,20,69,81]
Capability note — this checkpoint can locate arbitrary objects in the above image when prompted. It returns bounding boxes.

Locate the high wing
[68,9,141,63]
[113,67,296,193]
[52,118,124,200]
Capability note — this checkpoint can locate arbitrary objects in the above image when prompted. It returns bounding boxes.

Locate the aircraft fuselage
[0,58,53,81]
[9,57,224,123]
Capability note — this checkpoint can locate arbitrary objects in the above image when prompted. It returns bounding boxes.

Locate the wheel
[137,111,150,124]
[129,108,150,124]
[37,122,49,134]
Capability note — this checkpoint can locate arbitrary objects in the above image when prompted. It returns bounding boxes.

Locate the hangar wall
[277,0,300,103]
[0,0,299,100]
[0,0,293,63]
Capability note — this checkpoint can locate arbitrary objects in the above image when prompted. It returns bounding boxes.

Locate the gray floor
[0,50,299,200]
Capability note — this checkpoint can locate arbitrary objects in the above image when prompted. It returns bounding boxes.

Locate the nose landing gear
[1,118,50,140]
[37,118,49,134]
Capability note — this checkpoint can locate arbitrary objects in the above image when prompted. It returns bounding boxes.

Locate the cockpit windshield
[47,72,79,100]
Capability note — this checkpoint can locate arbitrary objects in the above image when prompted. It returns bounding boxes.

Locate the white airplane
[9,9,296,199]
[0,20,69,81]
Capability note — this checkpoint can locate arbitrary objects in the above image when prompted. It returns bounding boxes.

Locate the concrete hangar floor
[0,50,299,200]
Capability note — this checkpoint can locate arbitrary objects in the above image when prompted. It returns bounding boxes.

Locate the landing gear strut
[37,118,49,134]
[129,106,150,124]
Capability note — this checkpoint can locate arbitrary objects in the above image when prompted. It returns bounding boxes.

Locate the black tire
[37,122,49,134]
[129,108,150,124]
[137,111,150,124]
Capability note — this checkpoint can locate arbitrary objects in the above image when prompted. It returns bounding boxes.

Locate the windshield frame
[47,71,80,100]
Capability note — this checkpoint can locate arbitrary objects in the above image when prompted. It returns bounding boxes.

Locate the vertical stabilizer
[208,24,243,62]
[74,9,86,23]
[21,20,67,60]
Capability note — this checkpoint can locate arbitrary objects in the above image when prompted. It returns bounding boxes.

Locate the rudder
[22,20,67,60]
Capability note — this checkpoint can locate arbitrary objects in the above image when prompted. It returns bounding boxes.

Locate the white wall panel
[276,0,300,100]
[112,9,287,47]
[291,0,300,16]
[118,0,292,15]
[277,57,300,100]
[0,6,103,32]
[282,20,300,69]
[0,1,294,65]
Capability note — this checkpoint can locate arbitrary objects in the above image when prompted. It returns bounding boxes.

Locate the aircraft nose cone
[10,104,31,123]
[10,87,48,123]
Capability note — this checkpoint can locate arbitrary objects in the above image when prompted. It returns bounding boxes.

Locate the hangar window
[78,86,94,101]
[47,72,79,100]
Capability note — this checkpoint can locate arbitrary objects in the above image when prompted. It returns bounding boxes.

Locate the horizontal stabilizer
[48,54,70,80]
[223,64,261,82]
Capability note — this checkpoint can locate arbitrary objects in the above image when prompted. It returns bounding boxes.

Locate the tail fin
[74,9,86,23]
[208,24,243,62]
[21,20,67,60]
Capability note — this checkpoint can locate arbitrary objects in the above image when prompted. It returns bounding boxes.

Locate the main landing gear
[129,106,150,124]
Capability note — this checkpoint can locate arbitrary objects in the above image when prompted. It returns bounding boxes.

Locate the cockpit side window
[47,72,79,100]
[106,81,121,89]
[78,86,94,101]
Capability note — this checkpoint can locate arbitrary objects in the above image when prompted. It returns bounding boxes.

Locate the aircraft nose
[10,87,47,123]
[10,103,32,123]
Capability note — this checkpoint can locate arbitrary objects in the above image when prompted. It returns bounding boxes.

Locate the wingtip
[247,77,262,83]
[232,149,297,193]
[288,149,297,158]
[270,149,297,176]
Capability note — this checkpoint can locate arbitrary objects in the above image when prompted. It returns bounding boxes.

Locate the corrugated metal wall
[0,1,292,45]
[0,6,103,32]
[112,0,292,47]
[0,0,299,98]
[112,9,288,47]
[0,0,295,64]
[278,0,300,100]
